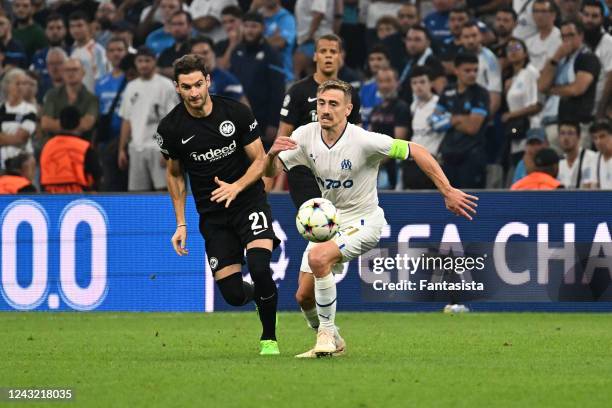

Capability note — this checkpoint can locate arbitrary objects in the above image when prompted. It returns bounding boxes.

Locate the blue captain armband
[388,139,410,160]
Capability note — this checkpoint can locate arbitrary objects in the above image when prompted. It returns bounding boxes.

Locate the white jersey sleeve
[361,130,411,162]
[278,126,309,170]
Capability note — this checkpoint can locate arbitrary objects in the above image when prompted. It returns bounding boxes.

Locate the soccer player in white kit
[264,79,478,357]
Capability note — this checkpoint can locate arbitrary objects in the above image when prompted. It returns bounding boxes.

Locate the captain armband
[388,139,411,160]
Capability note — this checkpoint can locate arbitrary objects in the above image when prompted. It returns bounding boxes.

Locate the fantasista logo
[190,140,237,162]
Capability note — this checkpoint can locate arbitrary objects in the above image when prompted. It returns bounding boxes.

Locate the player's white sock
[314,273,336,330]
[301,307,319,329]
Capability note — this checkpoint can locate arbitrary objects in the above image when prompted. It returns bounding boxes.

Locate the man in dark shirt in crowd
[491,7,518,75]
[538,18,601,150]
[439,6,470,76]
[433,53,490,188]
[230,12,285,150]
[369,66,411,189]
[30,14,68,90]
[0,15,27,68]
[158,11,193,78]
[12,0,47,62]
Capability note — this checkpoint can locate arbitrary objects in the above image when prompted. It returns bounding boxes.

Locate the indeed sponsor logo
[191,140,237,162]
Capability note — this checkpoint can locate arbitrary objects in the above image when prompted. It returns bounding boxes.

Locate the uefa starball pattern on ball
[295,198,339,242]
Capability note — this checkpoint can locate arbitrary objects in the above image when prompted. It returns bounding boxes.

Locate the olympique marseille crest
[219,121,236,137]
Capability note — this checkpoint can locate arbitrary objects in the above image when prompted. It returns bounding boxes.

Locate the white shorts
[300,207,386,274]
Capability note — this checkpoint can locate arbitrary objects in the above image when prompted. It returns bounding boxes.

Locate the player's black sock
[247,248,277,341]
[217,273,253,306]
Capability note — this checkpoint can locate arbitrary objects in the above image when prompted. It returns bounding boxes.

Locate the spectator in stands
[491,7,518,72]
[293,0,335,79]
[0,15,27,69]
[404,66,443,190]
[37,47,66,102]
[359,45,390,128]
[538,19,601,151]
[145,0,182,56]
[189,0,238,43]
[30,14,67,95]
[424,0,457,44]
[460,21,502,115]
[136,0,173,40]
[95,38,129,192]
[118,46,177,192]
[0,152,36,193]
[511,147,563,189]
[557,120,598,188]
[53,0,99,23]
[379,7,418,73]
[369,66,410,190]
[558,0,581,21]
[69,11,108,92]
[258,0,296,82]
[364,0,406,41]
[110,21,137,54]
[21,71,39,109]
[434,53,489,188]
[216,5,243,69]
[397,3,420,34]
[158,11,192,78]
[399,25,446,106]
[580,0,612,120]
[513,0,538,41]
[503,37,542,168]
[440,6,470,76]
[230,12,284,149]
[375,15,401,41]
[511,127,548,185]
[12,0,47,62]
[591,120,612,188]
[526,0,561,71]
[189,36,248,105]
[93,1,119,47]
[40,106,100,193]
[0,68,37,168]
[41,58,98,140]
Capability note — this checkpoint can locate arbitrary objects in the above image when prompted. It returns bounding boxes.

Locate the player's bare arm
[264,136,298,177]
[166,157,188,256]
[409,142,479,221]
[211,138,267,208]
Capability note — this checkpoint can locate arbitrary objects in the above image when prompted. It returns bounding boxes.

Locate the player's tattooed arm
[264,136,297,177]
[409,142,479,221]
[167,158,188,256]
[211,138,267,208]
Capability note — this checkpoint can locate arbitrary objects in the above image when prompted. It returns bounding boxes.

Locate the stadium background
[1,191,611,313]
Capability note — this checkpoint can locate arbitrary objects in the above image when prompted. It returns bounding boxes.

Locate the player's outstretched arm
[166,158,188,256]
[410,142,479,221]
[263,136,297,177]
[211,138,267,208]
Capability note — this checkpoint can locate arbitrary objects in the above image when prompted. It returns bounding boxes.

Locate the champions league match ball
[296,198,339,242]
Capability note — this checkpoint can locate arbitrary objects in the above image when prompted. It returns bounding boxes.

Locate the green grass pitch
[2,312,612,407]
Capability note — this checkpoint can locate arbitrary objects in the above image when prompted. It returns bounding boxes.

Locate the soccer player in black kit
[274,33,361,345]
[156,54,280,356]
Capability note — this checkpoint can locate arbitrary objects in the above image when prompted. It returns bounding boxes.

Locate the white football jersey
[279,122,409,223]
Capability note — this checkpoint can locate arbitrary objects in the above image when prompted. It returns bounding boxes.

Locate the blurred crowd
[0,0,610,195]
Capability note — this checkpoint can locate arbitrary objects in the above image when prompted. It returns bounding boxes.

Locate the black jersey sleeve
[279,84,303,126]
[155,117,180,160]
[234,101,261,146]
[348,87,362,124]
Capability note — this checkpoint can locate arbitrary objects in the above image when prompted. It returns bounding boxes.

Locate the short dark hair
[407,24,431,41]
[454,52,478,67]
[367,43,390,60]
[410,65,433,81]
[560,18,585,34]
[461,20,480,33]
[46,13,65,27]
[533,0,557,12]
[590,120,612,134]
[558,120,581,136]
[316,33,344,51]
[450,6,470,16]
[496,6,518,21]
[317,79,352,102]
[190,36,215,52]
[59,106,81,131]
[68,11,90,23]
[581,0,605,16]
[170,10,192,24]
[375,15,401,32]
[221,5,243,19]
[173,54,210,82]
[106,36,128,50]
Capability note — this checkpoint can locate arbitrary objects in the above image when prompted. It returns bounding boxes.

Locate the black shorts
[199,196,279,275]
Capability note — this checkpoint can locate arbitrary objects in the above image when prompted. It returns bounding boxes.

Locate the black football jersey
[156,95,265,214]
